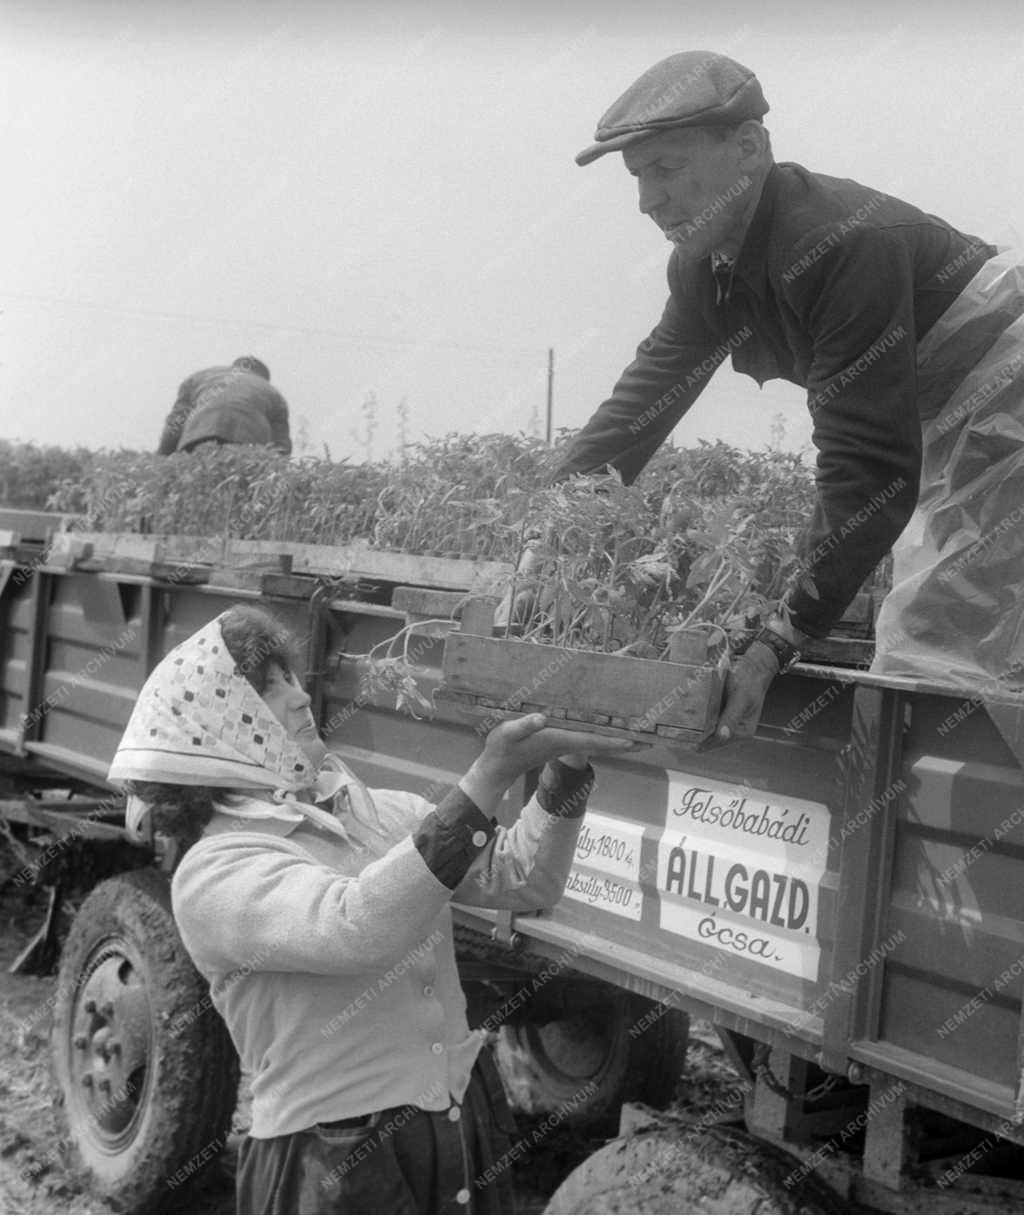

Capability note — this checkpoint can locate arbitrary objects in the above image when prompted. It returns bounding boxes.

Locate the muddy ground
[0,838,739,1215]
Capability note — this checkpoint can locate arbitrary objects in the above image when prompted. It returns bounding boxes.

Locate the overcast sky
[4,0,1024,462]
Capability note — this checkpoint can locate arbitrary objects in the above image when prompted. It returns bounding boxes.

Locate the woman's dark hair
[126,605,302,855]
[220,603,302,694]
[232,355,271,380]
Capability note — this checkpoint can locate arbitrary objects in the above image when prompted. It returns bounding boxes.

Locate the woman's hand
[459,714,643,814]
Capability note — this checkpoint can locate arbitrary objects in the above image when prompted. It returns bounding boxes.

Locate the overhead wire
[0,290,547,361]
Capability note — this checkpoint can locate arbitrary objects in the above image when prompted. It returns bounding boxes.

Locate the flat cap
[576,51,769,166]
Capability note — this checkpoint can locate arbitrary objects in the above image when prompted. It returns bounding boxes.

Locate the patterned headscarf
[110,614,386,845]
[109,614,317,793]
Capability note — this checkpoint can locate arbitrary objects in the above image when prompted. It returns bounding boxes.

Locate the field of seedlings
[13,432,827,660]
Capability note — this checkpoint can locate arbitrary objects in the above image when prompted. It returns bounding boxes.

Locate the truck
[2,505,1023,1214]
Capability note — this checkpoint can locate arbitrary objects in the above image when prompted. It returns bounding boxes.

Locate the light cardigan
[170,784,584,1139]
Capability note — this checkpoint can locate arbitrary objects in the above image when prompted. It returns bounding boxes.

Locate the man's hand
[707,640,779,747]
[459,714,644,813]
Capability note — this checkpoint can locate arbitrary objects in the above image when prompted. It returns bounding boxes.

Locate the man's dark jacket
[554,162,1000,637]
[157,366,292,456]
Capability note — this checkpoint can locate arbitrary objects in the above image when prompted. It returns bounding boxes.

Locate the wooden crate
[48,532,512,594]
[440,633,726,744]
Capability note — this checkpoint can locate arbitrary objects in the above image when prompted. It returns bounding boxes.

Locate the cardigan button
[447,1104,461,1122]
[431,1042,444,1055]
[456,1188,470,1204]
[471,830,487,847]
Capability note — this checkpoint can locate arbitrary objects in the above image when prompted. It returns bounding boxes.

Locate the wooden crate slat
[801,636,874,667]
[150,562,211,585]
[220,538,509,590]
[392,586,469,618]
[0,507,80,543]
[65,532,511,593]
[218,548,292,574]
[442,634,723,734]
[293,546,510,591]
[434,688,705,746]
[134,533,226,565]
[207,570,287,594]
[258,573,319,598]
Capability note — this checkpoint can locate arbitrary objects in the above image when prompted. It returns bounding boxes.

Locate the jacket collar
[727,163,780,301]
[203,769,352,840]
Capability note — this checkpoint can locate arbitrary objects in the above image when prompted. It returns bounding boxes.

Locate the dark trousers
[236,1054,519,1215]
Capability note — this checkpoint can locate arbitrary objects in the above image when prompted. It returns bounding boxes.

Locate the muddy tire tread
[51,867,239,1214]
[543,1124,852,1215]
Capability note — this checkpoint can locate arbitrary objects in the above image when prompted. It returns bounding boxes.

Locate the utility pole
[545,347,554,445]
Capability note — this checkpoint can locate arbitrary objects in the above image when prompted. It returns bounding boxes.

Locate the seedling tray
[439,634,726,745]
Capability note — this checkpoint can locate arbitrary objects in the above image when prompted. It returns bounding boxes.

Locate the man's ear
[734,120,770,165]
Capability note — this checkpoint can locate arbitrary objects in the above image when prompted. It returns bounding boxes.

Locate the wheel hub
[528,1011,613,1081]
[70,949,152,1139]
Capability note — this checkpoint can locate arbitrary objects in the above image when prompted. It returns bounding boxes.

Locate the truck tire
[51,867,239,1213]
[494,988,689,1132]
[544,1124,852,1214]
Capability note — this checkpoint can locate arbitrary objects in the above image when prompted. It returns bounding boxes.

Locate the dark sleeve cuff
[535,761,595,820]
[781,583,836,640]
[414,787,497,890]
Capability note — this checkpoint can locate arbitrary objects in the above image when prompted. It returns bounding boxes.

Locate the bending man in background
[157,355,292,456]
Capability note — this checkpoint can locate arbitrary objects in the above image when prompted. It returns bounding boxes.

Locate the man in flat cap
[157,356,293,456]
[556,50,1024,741]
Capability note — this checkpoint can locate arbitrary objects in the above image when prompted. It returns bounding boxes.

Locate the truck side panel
[858,691,1024,1112]
[4,559,1024,1136]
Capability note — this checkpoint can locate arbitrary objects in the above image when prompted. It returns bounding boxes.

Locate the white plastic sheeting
[872,252,1024,690]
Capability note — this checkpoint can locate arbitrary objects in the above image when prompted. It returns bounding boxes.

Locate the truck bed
[1,544,1022,1145]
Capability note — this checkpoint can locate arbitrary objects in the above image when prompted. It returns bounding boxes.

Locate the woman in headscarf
[109,604,636,1215]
